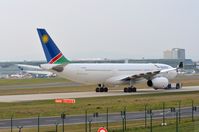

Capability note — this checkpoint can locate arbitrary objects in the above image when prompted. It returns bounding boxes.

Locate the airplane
[17,64,56,77]
[37,28,183,93]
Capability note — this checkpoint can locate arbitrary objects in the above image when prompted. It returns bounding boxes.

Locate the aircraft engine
[147,77,169,89]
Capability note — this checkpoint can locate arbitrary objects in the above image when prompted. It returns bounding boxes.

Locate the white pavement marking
[0,86,198,102]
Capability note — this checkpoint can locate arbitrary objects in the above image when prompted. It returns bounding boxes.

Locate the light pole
[120,110,126,132]
[38,114,40,132]
[170,107,176,123]
[11,114,13,132]
[61,112,66,132]
[145,104,147,128]
[161,102,167,126]
[55,122,59,132]
[178,101,181,123]
[124,107,127,130]
[191,100,197,122]
[121,114,125,132]
[176,111,179,132]
[147,109,153,132]
[192,100,194,122]
[88,119,92,132]
[106,107,109,130]
[17,126,23,132]
[85,110,88,132]
[150,110,153,132]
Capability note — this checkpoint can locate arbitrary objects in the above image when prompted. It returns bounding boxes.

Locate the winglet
[178,62,183,69]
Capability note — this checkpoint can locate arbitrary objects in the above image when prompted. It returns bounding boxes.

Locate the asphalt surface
[0,86,199,102]
[0,107,198,129]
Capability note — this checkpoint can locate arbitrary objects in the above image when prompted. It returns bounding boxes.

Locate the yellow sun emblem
[42,34,49,44]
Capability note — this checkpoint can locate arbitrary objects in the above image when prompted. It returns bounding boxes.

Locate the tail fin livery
[37,28,70,64]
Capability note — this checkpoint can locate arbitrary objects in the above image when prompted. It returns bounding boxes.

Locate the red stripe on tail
[49,53,62,64]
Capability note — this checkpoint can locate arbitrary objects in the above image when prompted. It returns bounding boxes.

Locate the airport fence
[0,100,199,132]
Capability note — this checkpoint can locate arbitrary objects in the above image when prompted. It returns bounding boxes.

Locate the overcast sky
[0,0,198,61]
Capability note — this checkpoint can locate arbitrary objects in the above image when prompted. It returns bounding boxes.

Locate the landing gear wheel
[104,87,108,92]
[132,87,137,92]
[124,87,137,93]
[167,84,171,89]
[176,83,180,89]
[124,87,128,93]
[96,88,100,92]
[100,87,104,92]
[128,87,133,92]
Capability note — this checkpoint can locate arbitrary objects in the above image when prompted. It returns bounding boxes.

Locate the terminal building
[163,48,185,60]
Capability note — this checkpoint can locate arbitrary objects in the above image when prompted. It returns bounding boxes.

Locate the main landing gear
[96,84,108,92]
[167,83,182,89]
[123,86,137,93]
[123,80,137,93]
[95,84,137,93]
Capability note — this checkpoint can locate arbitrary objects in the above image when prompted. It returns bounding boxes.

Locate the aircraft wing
[121,70,161,81]
[17,64,55,76]
[121,62,183,82]
[17,64,42,70]
[106,71,160,85]
[25,70,54,76]
[160,62,183,73]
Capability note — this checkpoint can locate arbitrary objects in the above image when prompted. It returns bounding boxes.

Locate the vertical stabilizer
[37,28,70,64]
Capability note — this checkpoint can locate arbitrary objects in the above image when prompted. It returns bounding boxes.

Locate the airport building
[195,62,199,72]
[163,48,185,60]
[163,50,173,59]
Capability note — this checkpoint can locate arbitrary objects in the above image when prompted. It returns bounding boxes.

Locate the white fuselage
[42,63,177,85]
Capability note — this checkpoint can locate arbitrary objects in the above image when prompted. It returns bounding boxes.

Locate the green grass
[0,78,67,86]
[0,85,95,95]
[0,117,198,132]
[0,91,198,119]
[0,78,97,95]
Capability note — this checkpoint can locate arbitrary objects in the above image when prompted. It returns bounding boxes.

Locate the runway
[0,86,199,102]
[0,107,198,128]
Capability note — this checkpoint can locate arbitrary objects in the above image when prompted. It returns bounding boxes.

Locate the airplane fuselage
[42,63,177,85]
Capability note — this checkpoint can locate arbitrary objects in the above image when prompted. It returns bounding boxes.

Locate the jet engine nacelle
[147,77,169,89]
